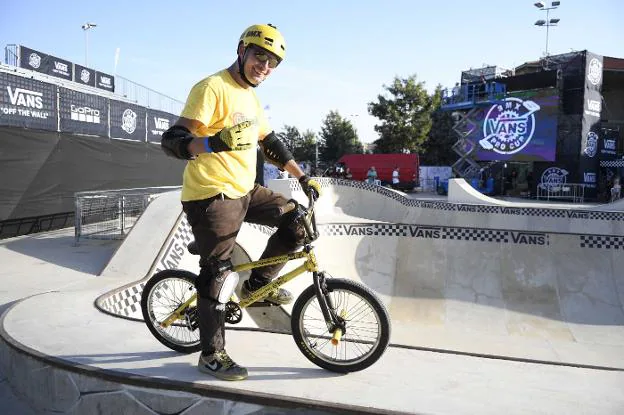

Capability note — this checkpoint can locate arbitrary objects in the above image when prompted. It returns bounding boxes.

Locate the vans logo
[100,76,111,85]
[567,211,589,219]
[584,99,601,117]
[408,225,441,238]
[154,117,169,130]
[499,207,523,215]
[7,86,43,109]
[457,204,477,212]
[584,172,596,183]
[54,61,68,72]
[342,224,375,236]
[510,231,548,245]
[604,139,616,151]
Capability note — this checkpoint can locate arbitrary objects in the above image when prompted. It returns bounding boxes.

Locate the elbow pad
[161,125,194,160]
[260,132,293,168]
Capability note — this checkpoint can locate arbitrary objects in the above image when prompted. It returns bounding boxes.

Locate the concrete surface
[2,178,624,414]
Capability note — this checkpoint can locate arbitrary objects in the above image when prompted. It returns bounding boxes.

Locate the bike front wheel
[291,278,391,373]
[140,269,201,354]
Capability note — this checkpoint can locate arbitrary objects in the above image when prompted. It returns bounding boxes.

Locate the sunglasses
[251,48,280,69]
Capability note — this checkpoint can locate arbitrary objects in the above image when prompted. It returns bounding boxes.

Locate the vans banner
[146,109,176,143]
[59,88,108,136]
[19,45,73,81]
[110,100,145,141]
[95,71,115,92]
[0,72,57,131]
[578,51,604,200]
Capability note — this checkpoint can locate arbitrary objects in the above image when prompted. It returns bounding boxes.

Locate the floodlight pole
[534,2,560,65]
[81,23,97,67]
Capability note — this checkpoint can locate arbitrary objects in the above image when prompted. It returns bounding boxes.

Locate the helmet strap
[237,47,258,88]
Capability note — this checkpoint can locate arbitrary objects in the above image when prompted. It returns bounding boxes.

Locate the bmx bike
[140,193,391,373]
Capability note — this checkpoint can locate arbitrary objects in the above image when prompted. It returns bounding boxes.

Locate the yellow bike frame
[159,249,319,329]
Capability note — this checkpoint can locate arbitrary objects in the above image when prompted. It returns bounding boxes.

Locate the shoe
[198,350,248,381]
[241,280,293,305]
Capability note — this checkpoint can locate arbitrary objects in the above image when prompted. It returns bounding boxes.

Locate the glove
[299,175,321,200]
[205,121,253,152]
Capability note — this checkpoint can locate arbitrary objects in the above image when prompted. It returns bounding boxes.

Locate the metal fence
[536,183,586,203]
[74,186,180,244]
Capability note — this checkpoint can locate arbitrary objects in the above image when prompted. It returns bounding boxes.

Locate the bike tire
[291,278,391,373]
[140,269,201,354]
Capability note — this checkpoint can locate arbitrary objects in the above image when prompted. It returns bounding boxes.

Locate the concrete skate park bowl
[2,178,624,414]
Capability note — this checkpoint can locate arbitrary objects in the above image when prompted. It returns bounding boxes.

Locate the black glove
[161,125,194,160]
[299,175,321,200]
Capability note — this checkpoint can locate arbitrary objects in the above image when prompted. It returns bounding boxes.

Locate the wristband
[203,137,213,153]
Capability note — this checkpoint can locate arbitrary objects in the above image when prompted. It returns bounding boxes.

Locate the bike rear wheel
[291,278,391,373]
[140,269,201,354]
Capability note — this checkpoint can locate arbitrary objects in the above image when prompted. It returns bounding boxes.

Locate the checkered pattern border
[580,235,624,249]
[98,281,145,318]
[286,178,624,222]
[441,228,509,242]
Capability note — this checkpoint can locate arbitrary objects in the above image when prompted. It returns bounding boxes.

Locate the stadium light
[532,1,560,60]
[81,22,97,67]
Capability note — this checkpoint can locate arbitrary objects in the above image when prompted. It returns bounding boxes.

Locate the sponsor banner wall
[58,88,108,136]
[471,88,559,162]
[19,45,73,81]
[146,109,177,143]
[95,71,115,92]
[0,72,57,131]
[110,100,145,141]
[74,64,96,87]
[578,51,604,199]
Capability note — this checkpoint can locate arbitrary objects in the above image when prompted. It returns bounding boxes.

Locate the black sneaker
[197,350,248,381]
[241,280,293,305]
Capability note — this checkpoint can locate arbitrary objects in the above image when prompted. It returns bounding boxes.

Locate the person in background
[392,166,400,189]
[366,166,378,184]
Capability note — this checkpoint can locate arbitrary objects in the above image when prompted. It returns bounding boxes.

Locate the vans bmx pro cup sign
[472,89,558,162]
[479,97,540,155]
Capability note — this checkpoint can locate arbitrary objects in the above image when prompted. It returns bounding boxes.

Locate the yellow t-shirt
[180,69,270,201]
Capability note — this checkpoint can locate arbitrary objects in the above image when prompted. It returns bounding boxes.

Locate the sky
[1,1,622,143]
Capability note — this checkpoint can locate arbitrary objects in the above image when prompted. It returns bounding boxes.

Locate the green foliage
[319,110,363,163]
[420,86,458,165]
[367,75,436,154]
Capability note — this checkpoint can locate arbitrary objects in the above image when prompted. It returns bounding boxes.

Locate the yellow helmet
[239,24,286,61]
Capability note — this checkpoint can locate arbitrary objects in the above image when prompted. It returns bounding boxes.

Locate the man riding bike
[160,23,321,381]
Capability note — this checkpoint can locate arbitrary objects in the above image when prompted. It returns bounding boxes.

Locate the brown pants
[182,184,302,354]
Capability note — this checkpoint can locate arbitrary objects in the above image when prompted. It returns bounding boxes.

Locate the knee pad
[276,209,306,249]
[196,258,239,303]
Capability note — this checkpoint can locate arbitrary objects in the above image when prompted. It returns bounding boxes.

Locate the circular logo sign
[121,109,137,134]
[587,58,602,85]
[480,98,540,155]
[28,53,41,69]
[539,167,568,191]
[80,69,91,83]
[583,131,598,158]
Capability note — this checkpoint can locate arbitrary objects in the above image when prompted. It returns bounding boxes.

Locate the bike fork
[312,272,345,342]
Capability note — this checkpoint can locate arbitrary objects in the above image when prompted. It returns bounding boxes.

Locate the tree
[319,110,363,164]
[368,75,436,154]
[276,125,302,154]
[420,86,458,166]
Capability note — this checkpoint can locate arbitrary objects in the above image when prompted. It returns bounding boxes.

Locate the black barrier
[96,71,115,92]
[19,46,73,81]
[74,64,96,87]
[110,100,145,141]
[146,109,177,143]
[59,88,108,136]
[0,72,57,131]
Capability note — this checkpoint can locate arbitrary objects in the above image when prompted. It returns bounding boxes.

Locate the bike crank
[225,301,243,324]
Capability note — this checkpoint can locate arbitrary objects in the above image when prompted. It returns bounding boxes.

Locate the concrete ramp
[99,179,624,370]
